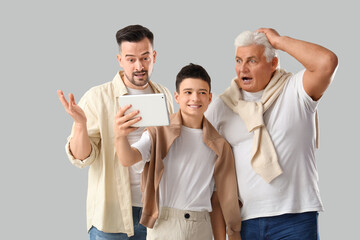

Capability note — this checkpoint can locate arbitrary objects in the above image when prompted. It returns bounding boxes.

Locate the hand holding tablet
[118,93,170,127]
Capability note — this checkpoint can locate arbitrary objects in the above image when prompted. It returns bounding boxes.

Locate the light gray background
[1,0,358,239]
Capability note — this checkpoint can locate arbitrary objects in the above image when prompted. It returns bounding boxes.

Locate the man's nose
[239,63,249,72]
[135,60,144,71]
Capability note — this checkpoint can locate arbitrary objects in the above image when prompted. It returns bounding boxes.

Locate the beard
[124,70,151,87]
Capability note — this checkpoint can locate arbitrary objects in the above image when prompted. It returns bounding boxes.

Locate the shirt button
[184,213,190,219]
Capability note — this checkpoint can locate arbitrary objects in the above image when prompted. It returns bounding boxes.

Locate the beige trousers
[147,207,213,240]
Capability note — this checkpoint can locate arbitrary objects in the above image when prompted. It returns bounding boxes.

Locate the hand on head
[256,28,281,49]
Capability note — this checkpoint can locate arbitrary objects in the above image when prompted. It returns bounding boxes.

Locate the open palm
[57,90,87,124]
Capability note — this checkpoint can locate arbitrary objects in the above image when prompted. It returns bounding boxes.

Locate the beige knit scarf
[220,69,293,183]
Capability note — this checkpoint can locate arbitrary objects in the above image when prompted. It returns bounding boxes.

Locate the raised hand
[57,90,87,125]
[256,28,281,49]
[114,104,142,138]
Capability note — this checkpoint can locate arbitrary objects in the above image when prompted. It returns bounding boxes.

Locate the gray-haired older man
[206,28,338,240]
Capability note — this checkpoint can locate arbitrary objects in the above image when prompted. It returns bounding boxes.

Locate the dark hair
[115,25,154,50]
[176,63,211,92]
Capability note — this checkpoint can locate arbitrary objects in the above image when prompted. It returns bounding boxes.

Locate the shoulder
[205,96,230,127]
[75,81,116,115]
[81,80,116,104]
[203,117,231,147]
[207,96,229,114]
[205,125,233,158]
[284,69,305,90]
[283,69,316,101]
[88,80,116,97]
[81,79,112,96]
[151,82,172,95]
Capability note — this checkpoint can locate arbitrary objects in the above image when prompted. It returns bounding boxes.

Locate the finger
[116,104,133,117]
[57,90,70,108]
[256,28,268,34]
[115,109,140,126]
[116,105,140,122]
[57,89,63,97]
[123,109,140,121]
[121,116,142,129]
[69,93,76,105]
[69,93,77,111]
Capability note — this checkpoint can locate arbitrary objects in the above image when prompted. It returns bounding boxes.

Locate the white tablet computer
[118,93,170,127]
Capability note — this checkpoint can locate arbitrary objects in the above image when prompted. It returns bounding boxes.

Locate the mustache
[133,70,147,75]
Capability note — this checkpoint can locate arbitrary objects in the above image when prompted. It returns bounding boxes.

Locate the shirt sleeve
[65,139,99,168]
[131,130,152,164]
[294,69,320,113]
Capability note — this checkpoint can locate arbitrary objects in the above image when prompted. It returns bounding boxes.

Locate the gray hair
[234,30,277,63]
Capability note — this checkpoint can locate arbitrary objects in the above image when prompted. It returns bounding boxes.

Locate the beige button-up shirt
[65,71,174,236]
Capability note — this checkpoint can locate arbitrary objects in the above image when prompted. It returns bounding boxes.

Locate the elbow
[118,158,132,167]
[327,51,338,73]
[211,192,220,204]
[320,51,338,76]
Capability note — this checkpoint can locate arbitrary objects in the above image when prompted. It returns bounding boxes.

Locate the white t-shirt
[132,126,217,212]
[205,70,324,220]
[126,85,154,207]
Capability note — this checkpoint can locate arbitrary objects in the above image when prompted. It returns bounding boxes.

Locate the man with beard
[57,25,174,240]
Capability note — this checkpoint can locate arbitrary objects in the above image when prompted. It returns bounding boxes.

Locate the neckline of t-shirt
[181,125,203,133]
[241,89,264,102]
[126,85,154,95]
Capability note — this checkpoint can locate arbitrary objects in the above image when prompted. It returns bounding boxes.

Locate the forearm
[114,136,142,167]
[275,36,338,74]
[210,192,226,240]
[69,123,92,160]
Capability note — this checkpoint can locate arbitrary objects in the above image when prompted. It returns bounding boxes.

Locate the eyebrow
[182,88,209,92]
[125,51,151,58]
[236,56,258,60]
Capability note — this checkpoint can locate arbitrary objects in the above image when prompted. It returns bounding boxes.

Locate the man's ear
[153,50,157,64]
[117,54,123,68]
[271,57,279,71]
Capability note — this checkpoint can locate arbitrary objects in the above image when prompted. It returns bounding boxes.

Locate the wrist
[114,134,128,141]
[274,36,290,51]
[74,122,87,130]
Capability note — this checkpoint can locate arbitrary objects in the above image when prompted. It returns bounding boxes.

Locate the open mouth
[242,77,252,82]
[133,71,147,78]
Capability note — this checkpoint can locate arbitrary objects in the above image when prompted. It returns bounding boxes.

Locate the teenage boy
[114,63,242,240]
